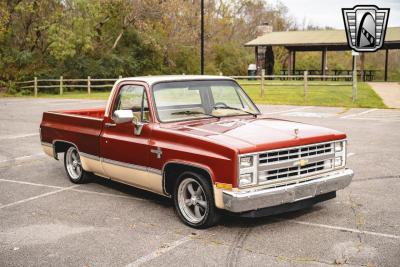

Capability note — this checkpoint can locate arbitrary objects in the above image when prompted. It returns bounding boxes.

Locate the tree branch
[111,29,124,50]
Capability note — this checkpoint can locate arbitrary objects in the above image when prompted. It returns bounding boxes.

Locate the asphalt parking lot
[1,98,399,267]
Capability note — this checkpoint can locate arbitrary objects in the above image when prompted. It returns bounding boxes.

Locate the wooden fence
[14,71,357,101]
[15,76,122,97]
[231,70,356,101]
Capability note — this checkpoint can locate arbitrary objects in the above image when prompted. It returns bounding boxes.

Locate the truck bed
[59,107,105,119]
[40,108,105,157]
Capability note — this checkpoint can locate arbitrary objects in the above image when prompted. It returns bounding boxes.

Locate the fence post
[303,71,308,99]
[34,77,38,97]
[59,76,63,95]
[260,69,265,97]
[219,72,223,76]
[352,57,357,102]
[87,76,91,95]
[119,75,122,79]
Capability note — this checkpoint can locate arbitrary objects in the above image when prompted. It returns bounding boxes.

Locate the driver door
[100,83,162,193]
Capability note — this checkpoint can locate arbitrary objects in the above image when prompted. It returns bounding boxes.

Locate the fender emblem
[151,147,163,159]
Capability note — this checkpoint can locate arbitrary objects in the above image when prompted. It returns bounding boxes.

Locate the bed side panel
[40,111,103,156]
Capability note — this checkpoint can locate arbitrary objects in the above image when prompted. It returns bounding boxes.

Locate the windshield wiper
[213,106,258,117]
[171,110,219,118]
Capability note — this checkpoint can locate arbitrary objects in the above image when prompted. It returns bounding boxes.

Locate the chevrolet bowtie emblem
[294,128,299,138]
[294,159,309,167]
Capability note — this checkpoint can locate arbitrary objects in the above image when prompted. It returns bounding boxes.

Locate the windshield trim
[151,79,261,123]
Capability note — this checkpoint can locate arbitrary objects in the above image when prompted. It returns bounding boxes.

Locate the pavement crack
[225,227,252,267]
[196,233,348,266]
[348,192,364,249]
[352,175,400,183]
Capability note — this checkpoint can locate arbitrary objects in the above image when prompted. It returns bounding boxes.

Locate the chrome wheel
[177,178,208,224]
[65,147,82,180]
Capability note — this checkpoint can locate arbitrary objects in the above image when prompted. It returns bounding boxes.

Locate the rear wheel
[64,146,90,184]
[174,172,219,228]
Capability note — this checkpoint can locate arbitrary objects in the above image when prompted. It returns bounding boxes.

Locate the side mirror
[113,110,134,124]
[132,116,145,136]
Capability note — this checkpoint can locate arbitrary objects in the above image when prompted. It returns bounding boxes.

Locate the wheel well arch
[52,140,77,160]
[163,162,214,196]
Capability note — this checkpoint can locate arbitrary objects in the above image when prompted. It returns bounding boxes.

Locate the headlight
[240,156,253,168]
[334,157,343,167]
[335,141,343,152]
[239,173,253,187]
[333,140,346,168]
[238,155,257,187]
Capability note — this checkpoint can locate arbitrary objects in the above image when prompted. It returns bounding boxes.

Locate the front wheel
[64,146,90,184]
[174,172,220,228]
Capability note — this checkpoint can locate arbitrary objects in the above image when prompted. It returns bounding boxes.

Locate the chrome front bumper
[223,168,354,213]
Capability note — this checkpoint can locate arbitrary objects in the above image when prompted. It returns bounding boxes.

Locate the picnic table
[279,69,377,81]
[332,70,377,81]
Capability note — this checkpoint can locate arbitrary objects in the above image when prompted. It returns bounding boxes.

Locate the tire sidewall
[64,146,84,184]
[173,171,217,228]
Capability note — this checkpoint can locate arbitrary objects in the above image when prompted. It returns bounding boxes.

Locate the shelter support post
[288,49,293,78]
[303,70,308,99]
[321,48,327,80]
[292,50,296,74]
[255,46,258,70]
[265,46,274,76]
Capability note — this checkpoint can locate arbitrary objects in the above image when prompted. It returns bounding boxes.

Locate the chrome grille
[258,142,335,185]
[259,143,333,164]
[260,160,329,181]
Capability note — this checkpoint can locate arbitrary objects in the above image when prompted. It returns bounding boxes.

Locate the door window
[114,85,150,122]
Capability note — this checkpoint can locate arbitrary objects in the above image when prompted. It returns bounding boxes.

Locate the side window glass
[116,85,143,111]
[114,85,151,122]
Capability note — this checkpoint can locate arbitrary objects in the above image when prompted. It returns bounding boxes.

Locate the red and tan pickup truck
[40,75,353,228]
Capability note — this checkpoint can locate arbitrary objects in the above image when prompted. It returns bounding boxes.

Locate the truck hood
[165,117,346,154]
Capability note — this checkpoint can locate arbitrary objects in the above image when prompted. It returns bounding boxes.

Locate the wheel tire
[173,171,220,228]
[64,146,91,184]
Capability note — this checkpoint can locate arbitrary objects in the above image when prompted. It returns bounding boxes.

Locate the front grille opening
[259,143,333,165]
[299,161,324,175]
[259,160,331,182]
[256,142,336,185]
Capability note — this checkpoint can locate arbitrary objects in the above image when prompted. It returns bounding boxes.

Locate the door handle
[105,123,116,128]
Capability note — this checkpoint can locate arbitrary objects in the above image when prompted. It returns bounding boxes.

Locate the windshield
[152,80,260,122]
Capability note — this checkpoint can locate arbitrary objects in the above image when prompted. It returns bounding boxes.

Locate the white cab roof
[105,75,235,117]
[118,75,234,86]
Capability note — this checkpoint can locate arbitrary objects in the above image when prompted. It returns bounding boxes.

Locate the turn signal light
[215,183,232,190]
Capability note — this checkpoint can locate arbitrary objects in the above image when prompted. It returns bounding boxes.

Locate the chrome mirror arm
[132,116,146,136]
[134,121,145,135]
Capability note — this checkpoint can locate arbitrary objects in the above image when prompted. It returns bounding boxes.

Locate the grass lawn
[1,81,386,108]
[240,81,386,108]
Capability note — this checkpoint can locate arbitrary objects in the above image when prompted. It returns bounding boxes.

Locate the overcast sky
[272,0,400,29]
